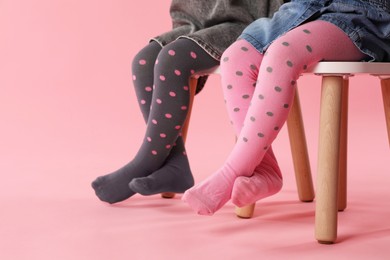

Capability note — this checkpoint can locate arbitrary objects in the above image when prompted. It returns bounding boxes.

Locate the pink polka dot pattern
[128,40,220,181]
[111,38,223,201]
[190,52,197,59]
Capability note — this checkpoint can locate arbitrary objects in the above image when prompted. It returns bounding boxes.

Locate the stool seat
[306,61,390,75]
[196,62,390,76]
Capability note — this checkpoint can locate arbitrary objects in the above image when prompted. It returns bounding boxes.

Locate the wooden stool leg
[338,78,349,211]
[235,135,256,217]
[381,78,390,146]
[286,87,315,202]
[161,78,197,199]
[235,204,256,219]
[315,76,343,244]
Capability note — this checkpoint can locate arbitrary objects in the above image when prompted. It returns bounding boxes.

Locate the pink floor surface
[1,1,390,259]
[1,75,390,260]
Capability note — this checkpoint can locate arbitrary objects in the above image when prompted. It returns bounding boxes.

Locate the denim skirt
[240,0,390,61]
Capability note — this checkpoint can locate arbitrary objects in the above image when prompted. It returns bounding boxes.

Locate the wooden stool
[303,62,390,244]
[162,62,390,244]
[162,67,315,218]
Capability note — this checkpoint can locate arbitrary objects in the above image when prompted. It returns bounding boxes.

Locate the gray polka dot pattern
[217,22,348,180]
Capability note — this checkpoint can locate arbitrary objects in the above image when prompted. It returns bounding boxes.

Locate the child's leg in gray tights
[92,39,219,203]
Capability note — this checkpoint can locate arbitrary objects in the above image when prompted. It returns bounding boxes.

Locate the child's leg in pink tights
[220,40,283,207]
[183,21,366,215]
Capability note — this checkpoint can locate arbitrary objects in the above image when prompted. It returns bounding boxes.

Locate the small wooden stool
[162,62,390,244]
[303,62,390,244]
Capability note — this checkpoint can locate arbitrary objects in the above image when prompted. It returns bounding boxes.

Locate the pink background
[1,0,389,259]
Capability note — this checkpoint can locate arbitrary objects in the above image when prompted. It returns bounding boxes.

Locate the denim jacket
[153,0,286,61]
[240,0,390,61]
